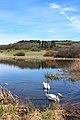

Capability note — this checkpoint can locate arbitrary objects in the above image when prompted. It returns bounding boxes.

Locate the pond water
[0,60,80,106]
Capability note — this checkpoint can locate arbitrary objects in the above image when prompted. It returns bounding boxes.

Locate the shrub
[56,44,80,58]
[14,52,25,56]
[31,47,40,51]
[0,50,3,53]
[7,49,11,52]
[44,50,57,57]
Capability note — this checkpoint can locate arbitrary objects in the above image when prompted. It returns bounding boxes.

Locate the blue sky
[0,0,80,44]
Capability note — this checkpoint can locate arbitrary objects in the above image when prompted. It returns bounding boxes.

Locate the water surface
[0,60,80,106]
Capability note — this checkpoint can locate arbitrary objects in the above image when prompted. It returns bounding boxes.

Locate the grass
[43,50,57,57]
[0,104,65,120]
[0,50,48,62]
[0,49,80,62]
[0,106,3,117]
[45,73,61,80]
[0,103,80,120]
[0,104,23,120]
[71,61,80,72]
[0,49,46,57]
[68,61,80,81]
[42,104,64,120]
[42,109,55,120]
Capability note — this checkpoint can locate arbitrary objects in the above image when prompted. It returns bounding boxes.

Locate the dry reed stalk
[71,61,80,71]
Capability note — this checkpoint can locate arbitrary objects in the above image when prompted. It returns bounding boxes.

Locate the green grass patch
[0,105,3,117]
[8,104,16,114]
[45,73,61,80]
[42,109,55,120]
[0,49,46,57]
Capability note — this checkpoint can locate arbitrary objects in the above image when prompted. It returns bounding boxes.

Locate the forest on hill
[0,40,79,50]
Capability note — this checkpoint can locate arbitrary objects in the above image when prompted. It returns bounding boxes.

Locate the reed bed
[71,61,80,72]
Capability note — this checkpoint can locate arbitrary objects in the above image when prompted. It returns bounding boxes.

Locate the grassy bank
[0,50,80,61]
[0,101,80,120]
[0,104,65,120]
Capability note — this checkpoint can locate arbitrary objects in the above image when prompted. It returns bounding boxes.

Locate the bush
[44,50,57,57]
[31,47,40,51]
[56,44,80,58]
[7,49,11,52]
[14,52,25,56]
[0,50,3,53]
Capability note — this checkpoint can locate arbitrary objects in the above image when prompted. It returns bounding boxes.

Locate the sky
[0,0,80,44]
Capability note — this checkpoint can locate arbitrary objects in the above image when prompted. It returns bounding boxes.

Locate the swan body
[42,82,50,90]
[45,93,63,102]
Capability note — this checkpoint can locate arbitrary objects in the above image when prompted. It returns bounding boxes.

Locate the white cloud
[70,16,80,31]
[49,3,60,9]
[62,7,77,12]
[60,12,80,31]
[49,3,80,32]
[49,3,77,12]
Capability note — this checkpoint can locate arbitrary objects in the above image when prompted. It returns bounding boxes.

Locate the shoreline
[0,55,80,61]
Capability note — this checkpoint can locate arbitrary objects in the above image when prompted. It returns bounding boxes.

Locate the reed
[71,61,80,72]
[45,73,60,80]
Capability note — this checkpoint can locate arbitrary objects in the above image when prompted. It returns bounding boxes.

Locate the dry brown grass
[71,61,80,72]
[26,109,42,120]
[63,103,80,120]
[0,84,65,120]
[42,109,64,120]
[43,50,57,57]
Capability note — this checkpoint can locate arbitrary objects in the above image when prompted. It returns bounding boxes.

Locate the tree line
[0,40,56,50]
[0,40,77,50]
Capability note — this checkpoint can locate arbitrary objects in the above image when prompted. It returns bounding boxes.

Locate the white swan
[42,82,50,90]
[45,93,63,102]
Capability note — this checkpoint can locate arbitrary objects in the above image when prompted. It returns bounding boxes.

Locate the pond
[0,60,80,106]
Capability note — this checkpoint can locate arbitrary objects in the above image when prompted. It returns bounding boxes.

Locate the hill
[0,40,79,50]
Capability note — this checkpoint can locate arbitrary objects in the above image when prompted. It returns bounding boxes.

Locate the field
[0,49,45,56]
[0,50,48,61]
[0,49,80,62]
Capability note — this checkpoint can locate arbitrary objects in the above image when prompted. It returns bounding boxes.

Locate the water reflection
[0,60,80,106]
[0,59,72,69]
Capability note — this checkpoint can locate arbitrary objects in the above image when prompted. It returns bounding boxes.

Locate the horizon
[0,0,80,44]
[0,39,80,45]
